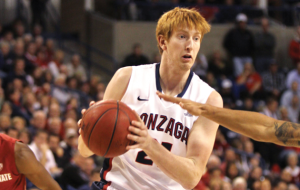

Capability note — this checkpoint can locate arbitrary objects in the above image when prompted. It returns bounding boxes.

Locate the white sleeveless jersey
[100,63,214,190]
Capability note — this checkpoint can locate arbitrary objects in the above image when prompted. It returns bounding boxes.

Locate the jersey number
[135,142,173,165]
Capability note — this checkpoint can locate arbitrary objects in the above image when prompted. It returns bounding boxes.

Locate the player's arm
[127,91,223,189]
[77,67,132,157]
[157,92,300,147]
[14,142,62,190]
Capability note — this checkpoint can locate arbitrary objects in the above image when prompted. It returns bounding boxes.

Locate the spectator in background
[0,41,14,73]
[19,128,31,144]
[52,74,71,107]
[236,62,262,99]
[60,151,89,189]
[254,18,276,73]
[262,61,285,99]
[1,101,13,117]
[281,81,300,108]
[286,95,300,123]
[285,152,300,184]
[12,116,26,131]
[247,166,263,189]
[0,114,11,132]
[273,181,288,190]
[281,168,293,184]
[24,42,37,73]
[286,62,300,90]
[48,49,65,79]
[5,126,19,139]
[260,97,278,119]
[191,53,208,79]
[289,26,300,65]
[233,177,247,190]
[66,54,87,82]
[29,129,61,176]
[4,58,29,89]
[28,110,47,136]
[121,43,150,67]
[223,13,254,76]
[48,133,64,168]
[224,161,240,183]
[279,106,291,121]
[208,49,233,79]
[260,177,272,190]
[35,36,44,51]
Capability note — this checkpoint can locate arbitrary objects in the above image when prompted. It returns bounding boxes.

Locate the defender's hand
[126,111,153,151]
[156,91,204,116]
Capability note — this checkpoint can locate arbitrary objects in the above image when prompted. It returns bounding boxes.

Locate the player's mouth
[182,54,192,62]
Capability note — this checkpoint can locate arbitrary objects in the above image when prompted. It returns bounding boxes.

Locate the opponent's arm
[14,142,62,190]
[77,67,132,157]
[157,92,300,147]
[127,91,223,189]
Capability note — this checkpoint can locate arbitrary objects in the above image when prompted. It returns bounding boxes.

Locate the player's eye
[180,35,185,39]
[194,37,199,41]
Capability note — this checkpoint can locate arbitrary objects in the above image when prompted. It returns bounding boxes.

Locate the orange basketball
[81,100,138,157]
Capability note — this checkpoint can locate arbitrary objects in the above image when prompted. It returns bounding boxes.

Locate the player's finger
[89,101,96,107]
[126,144,140,150]
[128,126,141,136]
[77,119,82,128]
[180,102,201,116]
[131,120,145,129]
[81,109,86,115]
[156,91,185,104]
[79,128,82,134]
[127,134,141,143]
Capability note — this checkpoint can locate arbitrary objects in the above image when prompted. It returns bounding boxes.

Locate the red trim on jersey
[103,158,113,189]
[103,182,112,190]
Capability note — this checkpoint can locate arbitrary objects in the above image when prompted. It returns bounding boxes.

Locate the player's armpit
[274,121,300,147]
[14,142,62,190]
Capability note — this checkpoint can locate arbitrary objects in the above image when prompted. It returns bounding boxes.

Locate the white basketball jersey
[100,63,214,190]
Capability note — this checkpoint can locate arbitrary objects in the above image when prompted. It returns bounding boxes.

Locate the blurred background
[0,0,300,190]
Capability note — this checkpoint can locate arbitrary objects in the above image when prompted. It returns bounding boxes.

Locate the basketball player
[157,92,300,148]
[77,7,223,190]
[0,133,62,190]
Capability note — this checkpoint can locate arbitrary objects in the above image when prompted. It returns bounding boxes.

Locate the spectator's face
[292,81,298,91]
[55,51,64,62]
[244,141,253,154]
[19,132,30,144]
[251,167,262,180]
[233,183,246,190]
[252,181,261,190]
[32,113,46,129]
[35,37,44,48]
[65,109,77,121]
[13,120,25,131]
[49,104,60,117]
[0,116,11,130]
[63,118,77,130]
[261,18,269,32]
[268,101,278,113]
[37,51,46,60]
[261,179,271,190]
[35,132,48,148]
[15,23,25,36]
[10,90,21,103]
[276,182,288,190]
[46,39,54,50]
[68,78,78,89]
[72,55,80,66]
[238,21,247,30]
[225,149,236,161]
[1,103,12,116]
[13,79,23,91]
[49,119,61,135]
[288,154,298,167]
[291,96,299,107]
[33,67,43,79]
[48,135,60,150]
[83,158,95,176]
[270,64,278,73]
[14,42,24,55]
[4,32,13,41]
[27,43,37,55]
[244,98,253,110]
[7,129,18,139]
[223,182,232,190]
[1,44,10,55]
[134,46,142,56]
[228,163,238,178]
[15,60,25,72]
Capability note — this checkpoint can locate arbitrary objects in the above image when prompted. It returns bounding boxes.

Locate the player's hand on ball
[127,110,153,151]
[156,91,204,116]
[78,101,96,133]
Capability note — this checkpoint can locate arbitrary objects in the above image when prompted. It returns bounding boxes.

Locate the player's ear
[158,35,167,51]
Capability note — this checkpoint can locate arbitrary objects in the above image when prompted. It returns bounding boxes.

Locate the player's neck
[159,60,190,97]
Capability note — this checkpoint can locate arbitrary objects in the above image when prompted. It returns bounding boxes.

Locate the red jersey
[0,133,26,190]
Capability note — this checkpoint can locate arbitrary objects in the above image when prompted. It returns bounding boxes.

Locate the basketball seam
[103,101,119,157]
[87,108,115,148]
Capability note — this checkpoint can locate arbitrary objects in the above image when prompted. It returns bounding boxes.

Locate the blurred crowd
[111,0,299,25]
[121,14,300,190]
[0,19,106,190]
